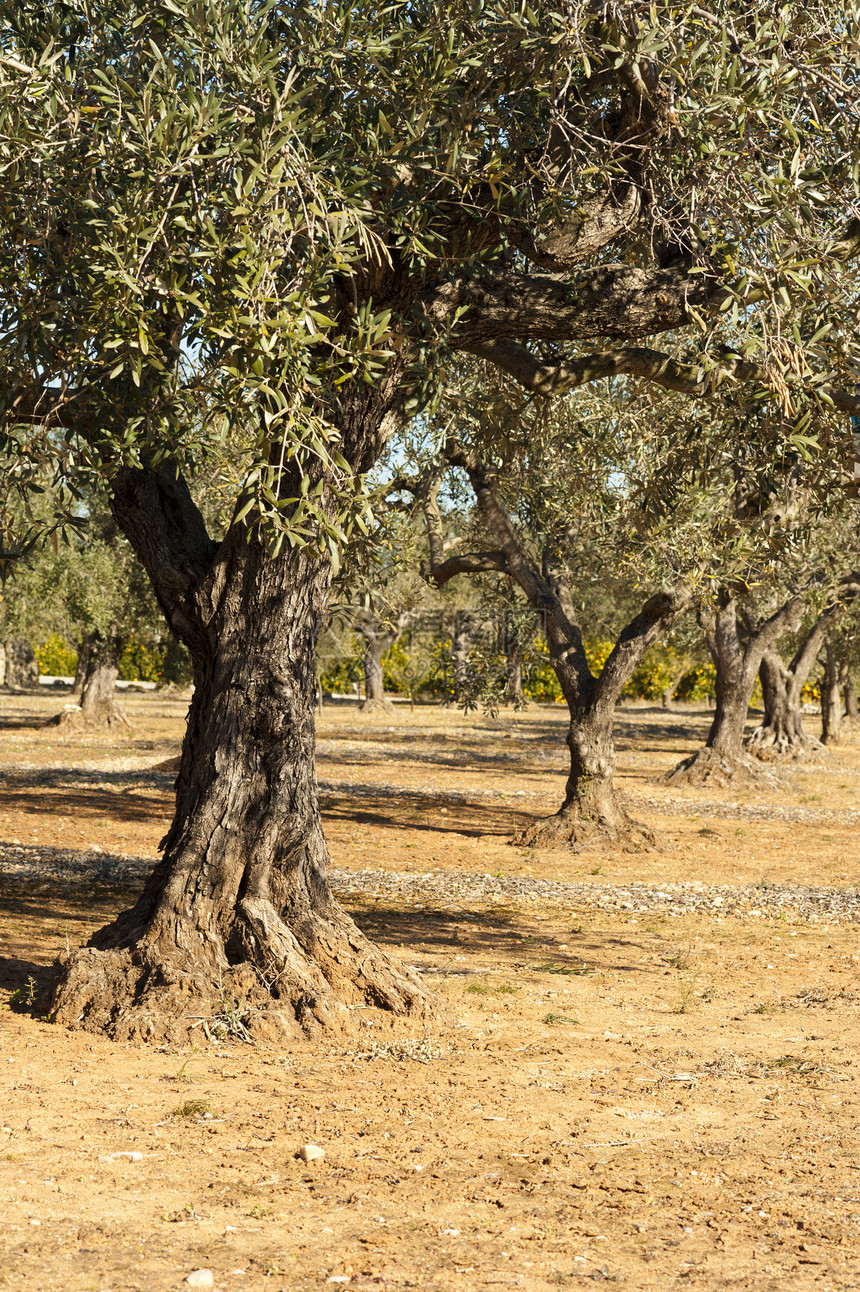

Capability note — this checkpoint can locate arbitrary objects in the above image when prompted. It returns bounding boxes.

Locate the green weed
[174,1098,212,1118]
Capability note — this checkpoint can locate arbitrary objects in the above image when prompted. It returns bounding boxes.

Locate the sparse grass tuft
[174,1098,212,1118]
[765,1055,826,1076]
[543,1013,579,1026]
[672,971,702,1014]
[9,976,37,1011]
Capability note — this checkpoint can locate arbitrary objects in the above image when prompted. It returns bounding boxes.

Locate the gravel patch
[626,790,860,826]
[2,844,858,925]
[331,867,860,924]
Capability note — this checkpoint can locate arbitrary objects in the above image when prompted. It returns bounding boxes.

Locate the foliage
[34,634,78,678]
[2,0,860,564]
[118,634,165,684]
[675,663,718,703]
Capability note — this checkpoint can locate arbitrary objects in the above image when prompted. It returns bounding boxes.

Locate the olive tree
[2,0,860,1040]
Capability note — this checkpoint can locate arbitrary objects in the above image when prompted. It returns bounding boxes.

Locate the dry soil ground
[1,689,860,1292]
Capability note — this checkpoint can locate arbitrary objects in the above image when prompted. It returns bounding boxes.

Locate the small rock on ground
[299,1143,325,1162]
[185,1271,214,1288]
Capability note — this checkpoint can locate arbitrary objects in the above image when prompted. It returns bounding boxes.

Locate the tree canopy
[3,0,860,1039]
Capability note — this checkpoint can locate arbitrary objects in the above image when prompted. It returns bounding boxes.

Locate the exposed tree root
[744,725,824,764]
[359,696,398,715]
[665,746,783,789]
[512,802,655,853]
[48,899,434,1046]
[48,701,131,731]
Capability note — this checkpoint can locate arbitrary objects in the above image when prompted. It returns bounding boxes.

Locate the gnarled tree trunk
[744,605,839,761]
[667,592,802,787]
[743,649,816,760]
[359,624,397,715]
[3,637,39,689]
[49,472,429,1043]
[516,689,650,850]
[53,635,129,729]
[845,676,858,725]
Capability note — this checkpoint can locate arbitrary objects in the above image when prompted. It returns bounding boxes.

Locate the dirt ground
[1,689,860,1292]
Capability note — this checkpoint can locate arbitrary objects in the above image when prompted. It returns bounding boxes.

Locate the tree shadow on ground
[0,767,175,789]
[0,713,49,731]
[0,956,56,1011]
[348,901,651,978]
[0,784,171,827]
[322,793,535,839]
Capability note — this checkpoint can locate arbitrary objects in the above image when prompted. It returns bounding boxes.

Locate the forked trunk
[516,695,652,851]
[666,595,791,787]
[426,451,687,851]
[668,675,760,788]
[49,536,429,1043]
[360,628,397,715]
[745,644,821,762]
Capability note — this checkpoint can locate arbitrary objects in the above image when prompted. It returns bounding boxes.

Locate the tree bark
[667,592,803,786]
[2,637,39,689]
[504,645,525,705]
[448,609,474,702]
[516,691,647,849]
[70,634,94,698]
[845,675,858,724]
[49,474,429,1043]
[743,649,816,760]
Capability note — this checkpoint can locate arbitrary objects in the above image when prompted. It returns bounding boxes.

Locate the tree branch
[461,337,860,420]
[109,465,219,651]
[427,549,511,587]
[593,586,692,706]
[420,264,707,345]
